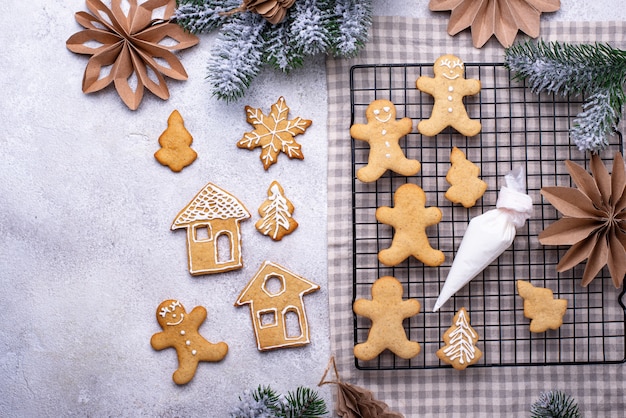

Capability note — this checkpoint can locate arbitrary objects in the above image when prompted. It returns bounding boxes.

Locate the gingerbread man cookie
[350,99,421,183]
[376,183,445,267]
[416,54,481,137]
[353,276,421,361]
[150,300,228,385]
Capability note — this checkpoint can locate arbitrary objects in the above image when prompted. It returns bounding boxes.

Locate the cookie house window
[284,309,302,339]
[193,224,212,241]
[258,309,277,328]
[262,274,286,297]
[215,232,233,263]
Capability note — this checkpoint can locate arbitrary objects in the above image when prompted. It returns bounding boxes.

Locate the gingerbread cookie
[416,55,481,137]
[150,300,228,385]
[445,146,487,208]
[517,280,567,333]
[350,99,421,183]
[154,110,197,172]
[256,180,298,241]
[353,276,421,361]
[436,307,482,370]
[236,96,312,170]
[376,183,445,267]
[171,182,251,275]
[235,261,320,351]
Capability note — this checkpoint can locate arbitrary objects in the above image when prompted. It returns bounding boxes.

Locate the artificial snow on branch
[175,0,372,101]
[530,390,581,418]
[504,40,626,153]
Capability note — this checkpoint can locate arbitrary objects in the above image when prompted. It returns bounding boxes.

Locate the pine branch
[530,390,581,418]
[230,385,281,418]
[174,0,240,33]
[279,387,329,418]
[207,12,267,101]
[504,40,626,152]
[329,0,373,57]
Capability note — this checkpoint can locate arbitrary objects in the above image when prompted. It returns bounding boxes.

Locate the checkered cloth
[326,18,626,417]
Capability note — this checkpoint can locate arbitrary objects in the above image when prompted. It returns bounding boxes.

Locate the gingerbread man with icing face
[350,99,421,183]
[416,54,481,137]
[151,300,228,385]
[353,276,421,361]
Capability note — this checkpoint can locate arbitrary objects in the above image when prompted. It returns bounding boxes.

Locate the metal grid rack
[350,62,626,370]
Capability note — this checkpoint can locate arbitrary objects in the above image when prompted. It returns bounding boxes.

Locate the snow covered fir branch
[530,390,581,418]
[504,40,626,153]
[229,385,329,418]
[174,0,373,101]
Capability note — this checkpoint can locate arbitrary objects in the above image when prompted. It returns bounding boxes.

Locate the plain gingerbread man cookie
[350,99,421,182]
[416,54,481,137]
[376,183,445,267]
[353,276,421,361]
[151,300,228,385]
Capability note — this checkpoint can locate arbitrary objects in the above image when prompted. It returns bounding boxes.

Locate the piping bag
[433,167,533,312]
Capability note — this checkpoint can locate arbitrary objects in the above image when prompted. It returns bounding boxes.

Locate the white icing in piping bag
[433,167,533,312]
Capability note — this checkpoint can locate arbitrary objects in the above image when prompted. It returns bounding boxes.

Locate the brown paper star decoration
[429,0,560,48]
[66,0,199,110]
[225,0,296,24]
[539,152,626,288]
[318,357,403,418]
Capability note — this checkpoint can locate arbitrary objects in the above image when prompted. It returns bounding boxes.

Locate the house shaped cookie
[172,182,250,275]
[235,261,320,351]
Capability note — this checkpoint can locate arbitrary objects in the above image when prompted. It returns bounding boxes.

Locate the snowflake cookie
[237,96,312,170]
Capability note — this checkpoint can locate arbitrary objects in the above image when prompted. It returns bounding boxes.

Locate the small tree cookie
[154,110,197,172]
[353,276,421,361]
[436,307,482,370]
[256,180,298,241]
[445,146,487,208]
[416,54,481,137]
[517,280,568,333]
[150,300,228,384]
[350,99,421,183]
[376,183,445,267]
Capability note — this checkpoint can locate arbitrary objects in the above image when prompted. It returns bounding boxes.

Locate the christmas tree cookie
[256,180,298,241]
[436,307,482,370]
[444,147,487,208]
[154,110,197,172]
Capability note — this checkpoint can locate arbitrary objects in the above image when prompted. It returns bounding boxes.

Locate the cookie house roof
[171,183,250,229]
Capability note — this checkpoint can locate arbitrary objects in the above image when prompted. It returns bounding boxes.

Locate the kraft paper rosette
[433,167,533,312]
[66,0,199,110]
[429,0,560,48]
[539,153,626,288]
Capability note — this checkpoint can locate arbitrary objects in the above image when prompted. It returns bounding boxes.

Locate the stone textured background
[1,1,623,416]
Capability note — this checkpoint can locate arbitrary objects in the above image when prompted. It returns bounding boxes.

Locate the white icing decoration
[381,129,387,135]
[448,107,453,113]
[448,86,454,92]
[180,330,185,335]
[383,106,390,112]
[385,141,390,147]
[192,350,197,355]
[373,109,380,115]
[442,310,477,365]
[443,73,459,80]
[385,153,391,158]
[166,313,184,326]
[186,340,191,346]
[448,95,453,101]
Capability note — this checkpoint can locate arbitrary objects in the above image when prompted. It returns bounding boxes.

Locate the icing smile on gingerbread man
[440,57,464,80]
[373,106,392,123]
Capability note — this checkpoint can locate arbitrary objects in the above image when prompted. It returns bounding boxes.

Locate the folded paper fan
[539,152,626,288]
[429,0,560,48]
[319,357,404,418]
[66,0,199,110]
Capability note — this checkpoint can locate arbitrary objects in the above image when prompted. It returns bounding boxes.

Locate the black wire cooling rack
[350,62,626,370]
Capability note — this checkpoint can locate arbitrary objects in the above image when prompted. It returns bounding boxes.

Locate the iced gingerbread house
[171,182,250,275]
